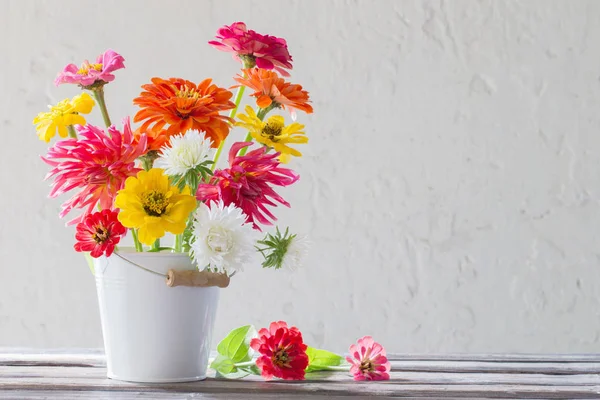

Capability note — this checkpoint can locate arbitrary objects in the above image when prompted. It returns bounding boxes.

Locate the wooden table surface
[1,350,600,399]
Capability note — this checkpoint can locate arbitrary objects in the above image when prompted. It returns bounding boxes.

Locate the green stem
[92,86,112,128]
[212,85,246,171]
[321,365,351,372]
[238,105,275,157]
[233,361,256,368]
[141,157,153,171]
[151,238,160,251]
[131,229,143,252]
[67,125,78,139]
[174,234,183,252]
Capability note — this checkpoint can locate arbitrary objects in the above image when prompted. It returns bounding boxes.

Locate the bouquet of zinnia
[35,22,312,274]
[35,22,392,382]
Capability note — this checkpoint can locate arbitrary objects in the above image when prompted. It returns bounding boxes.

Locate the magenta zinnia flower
[42,118,147,225]
[54,49,125,87]
[209,22,293,76]
[346,336,391,381]
[196,142,298,230]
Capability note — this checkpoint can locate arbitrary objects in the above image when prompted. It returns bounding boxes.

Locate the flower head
[155,130,214,176]
[346,336,391,381]
[33,93,95,142]
[115,168,197,245]
[209,22,293,76]
[190,201,256,274]
[42,119,147,225]
[196,142,299,230]
[257,227,309,271]
[74,209,126,258]
[55,49,125,88]
[236,106,307,163]
[133,77,235,148]
[234,68,313,115]
[250,321,309,380]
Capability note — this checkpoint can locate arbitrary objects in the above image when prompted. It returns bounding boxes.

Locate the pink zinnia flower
[196,142,298,230]
[42,118,147,225]
[54,49,125,87]
[74,209,126,258]
[346,336,391,381]
[250,321,309,381]
[209,22,293,76]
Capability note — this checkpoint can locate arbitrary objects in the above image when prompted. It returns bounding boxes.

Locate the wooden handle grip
[166,269,230,288]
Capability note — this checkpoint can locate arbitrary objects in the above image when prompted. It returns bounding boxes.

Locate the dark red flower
[74,209,126,258]
[196,142,299,230]
[250,321,309,380]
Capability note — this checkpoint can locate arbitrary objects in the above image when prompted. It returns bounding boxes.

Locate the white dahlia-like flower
[280,234,309,271]
[256,227,309,271]
[190,201,256,274]
[155,130,214,176]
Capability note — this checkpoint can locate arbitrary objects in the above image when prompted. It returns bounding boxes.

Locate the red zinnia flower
[42,119,147,225]
[209,22,293,76]
[196,142,299,230]
[250,321,309,381]
[74,210,126,258]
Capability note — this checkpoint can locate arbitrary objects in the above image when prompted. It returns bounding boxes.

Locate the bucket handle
[114,252,231,288]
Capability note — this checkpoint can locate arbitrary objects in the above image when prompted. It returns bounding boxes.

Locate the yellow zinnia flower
[33,93,95,142]
[236,106,308,163]
[115,168,197,245]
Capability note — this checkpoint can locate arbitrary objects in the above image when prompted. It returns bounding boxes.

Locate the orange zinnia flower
[234,68,313,114]
[133,77,235,148]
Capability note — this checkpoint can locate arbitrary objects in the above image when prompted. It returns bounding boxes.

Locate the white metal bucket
[94,249,219,383]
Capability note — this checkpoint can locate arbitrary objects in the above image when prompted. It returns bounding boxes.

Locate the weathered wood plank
[1,378,599,399]
[3,353,600,375]
[0,391,356,400]
[2,349,600,364]
[2,366,600,387]
[3,351,600,398]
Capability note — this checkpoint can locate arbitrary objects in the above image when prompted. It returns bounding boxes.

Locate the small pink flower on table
[346,336,391,381]
[54,49,125,87]
[74,210,126,258]
[209,22,293,75]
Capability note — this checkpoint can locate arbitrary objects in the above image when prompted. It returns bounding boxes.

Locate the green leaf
[83,252,94,275]
[305,347,346,372]
[216,325,257,363]
[210,354,236,375]
[239,364,261,376]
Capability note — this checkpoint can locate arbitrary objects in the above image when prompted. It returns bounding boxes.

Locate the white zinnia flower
[155,130,213,176]
[280,234,309,271]
[190,201,256,274]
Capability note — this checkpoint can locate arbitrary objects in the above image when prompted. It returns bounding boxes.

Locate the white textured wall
[2,0,600,353]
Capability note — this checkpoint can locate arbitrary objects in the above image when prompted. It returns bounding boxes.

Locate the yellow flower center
[176,85,200,100]
[272,347,291,368]
[261,117,285,142]
[142,190,170,217]
[77,62,103,75]
[206,226,233,253]
[92,226,109,244]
